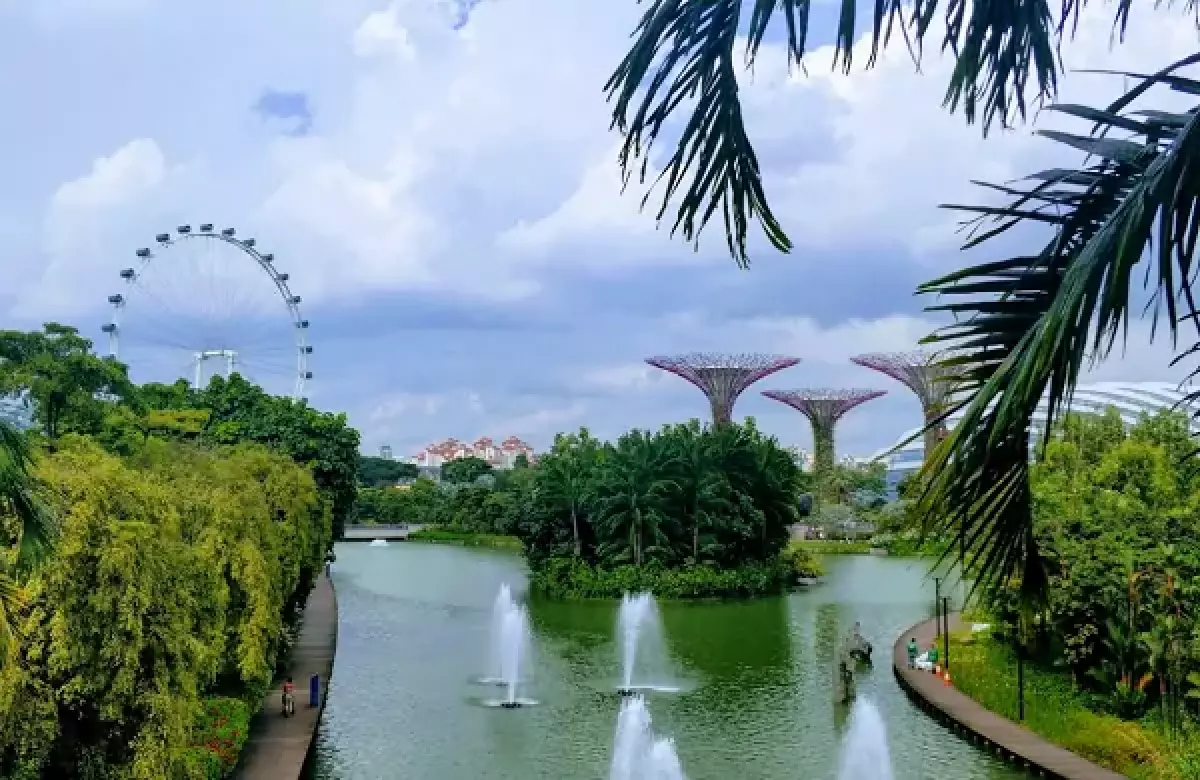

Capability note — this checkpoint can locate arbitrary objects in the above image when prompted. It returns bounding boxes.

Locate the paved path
[236,573,338,780]
[893,615,1124,780]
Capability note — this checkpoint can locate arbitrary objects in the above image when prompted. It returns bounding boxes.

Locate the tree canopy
[357,455,417,487]
[0,436,329,779]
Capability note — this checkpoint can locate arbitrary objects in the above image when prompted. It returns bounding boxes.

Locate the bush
[793,539,871,555]
[406,527,523,550]
[190,697,251,777]
[950,632,1178,777]
[780,541,824,579]
[529,556,792,600]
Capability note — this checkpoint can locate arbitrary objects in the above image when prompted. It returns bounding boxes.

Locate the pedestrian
[906,636,919,669]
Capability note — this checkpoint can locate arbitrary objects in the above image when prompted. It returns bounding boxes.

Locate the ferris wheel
[103,224,312,399]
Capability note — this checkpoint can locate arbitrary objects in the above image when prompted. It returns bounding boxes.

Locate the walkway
[893,615,1124,780]
[236,573,338,780]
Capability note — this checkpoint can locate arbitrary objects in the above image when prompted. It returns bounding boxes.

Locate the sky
[2,0,1199,460]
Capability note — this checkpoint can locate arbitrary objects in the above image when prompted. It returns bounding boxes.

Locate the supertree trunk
[812,428,836,509]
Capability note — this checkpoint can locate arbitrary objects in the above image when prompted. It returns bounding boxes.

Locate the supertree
[645,352,800,425]
[850,350,959,462]
[762,388,886,507]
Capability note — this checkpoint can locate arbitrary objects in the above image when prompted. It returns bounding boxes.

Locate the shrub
[780,541,824,579]
[528,557,792,600]
[406,527,523,550]
[190,697,251,777]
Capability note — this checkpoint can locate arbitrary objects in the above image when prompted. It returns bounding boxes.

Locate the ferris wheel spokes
[106,223,311,400]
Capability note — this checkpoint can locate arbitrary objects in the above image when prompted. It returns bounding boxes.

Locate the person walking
[906,637,919,669]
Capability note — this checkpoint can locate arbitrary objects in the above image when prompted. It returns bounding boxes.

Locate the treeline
[0,323,360,537]
[0,323,356,778]
[985,409,1200,726]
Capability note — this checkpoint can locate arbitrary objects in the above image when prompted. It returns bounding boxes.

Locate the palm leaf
[604,0,1191,264]
[0,419,55,571]
[915,53,1200,604]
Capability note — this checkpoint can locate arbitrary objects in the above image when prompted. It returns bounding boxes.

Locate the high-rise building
[379,445,393,460]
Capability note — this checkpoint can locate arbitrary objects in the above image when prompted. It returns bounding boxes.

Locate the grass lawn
[949,631,1198,779]
[793,539,872,555]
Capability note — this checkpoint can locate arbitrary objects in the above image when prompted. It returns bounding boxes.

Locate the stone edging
[892,615,1125,780]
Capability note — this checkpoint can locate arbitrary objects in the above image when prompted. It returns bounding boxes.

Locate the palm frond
[916,53,1200,603]
[605,0,1193,264]
[0,419,55,571]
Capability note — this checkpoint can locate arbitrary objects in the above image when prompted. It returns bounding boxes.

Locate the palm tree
[606,3,1200,601]
[592,431,677,566]
[0,419,55,660]
[539,430,599,558]
[666,421,732,564]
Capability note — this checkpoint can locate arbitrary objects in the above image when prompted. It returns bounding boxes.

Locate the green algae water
[309,543,1027,780]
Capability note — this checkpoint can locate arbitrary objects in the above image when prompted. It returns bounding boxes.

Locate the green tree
[0,420,55,663]
[536,429,600,558]
[0,324,134,440]
[592,431,677,567]
[140,374,360,542]
[357,455,417,487]
[441,456,492,484]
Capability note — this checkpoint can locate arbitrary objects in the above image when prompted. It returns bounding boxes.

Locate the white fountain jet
[617,592,675,694]
[483,583,517,685]
[837,697,894,780]
[609,695,687,780]
[497,603,533,708]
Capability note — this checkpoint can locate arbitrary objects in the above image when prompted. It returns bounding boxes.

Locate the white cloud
[579,362,665,393]
[353,2,417,61]
[369,392,446,421]
[50,138,166,213]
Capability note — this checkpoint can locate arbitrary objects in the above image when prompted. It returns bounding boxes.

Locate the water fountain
[498,603,532,708]
[609,695,687,780]
[836,697,894,780]
[481,583,516,685]
[368,539,388,547]
[616,592,674,695]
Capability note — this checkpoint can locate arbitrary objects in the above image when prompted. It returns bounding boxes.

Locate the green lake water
[309,543,1028,780]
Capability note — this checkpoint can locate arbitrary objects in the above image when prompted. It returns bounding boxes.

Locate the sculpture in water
[837,698,894,780]
[609,695,687,780]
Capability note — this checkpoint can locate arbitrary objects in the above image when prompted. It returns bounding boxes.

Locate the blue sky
[3,0,1196,459]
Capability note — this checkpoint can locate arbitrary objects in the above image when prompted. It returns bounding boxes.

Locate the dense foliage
[135,376,359,541]
[0,436,330,779]
[356,455,417,487]
[980,410,1200,736]
[441,456,492,485]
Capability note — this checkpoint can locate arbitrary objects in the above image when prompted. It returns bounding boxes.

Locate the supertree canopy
[646,352,800,425]
[762,388,886,506]
[850,350,959,461]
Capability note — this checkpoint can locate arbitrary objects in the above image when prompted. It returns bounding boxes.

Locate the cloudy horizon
[3,0,1197,460]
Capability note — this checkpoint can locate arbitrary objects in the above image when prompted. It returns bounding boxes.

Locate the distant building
[410,435,535,471]
[872,380,1200,497]
[0,394,33,432]
[379,445,393,460]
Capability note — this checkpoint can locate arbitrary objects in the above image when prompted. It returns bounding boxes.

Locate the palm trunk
[633,505,643,566]
[692,516,699,563]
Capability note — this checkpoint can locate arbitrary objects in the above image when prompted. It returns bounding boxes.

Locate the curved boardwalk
[236,573,338,780]
[893,615,1124,780]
